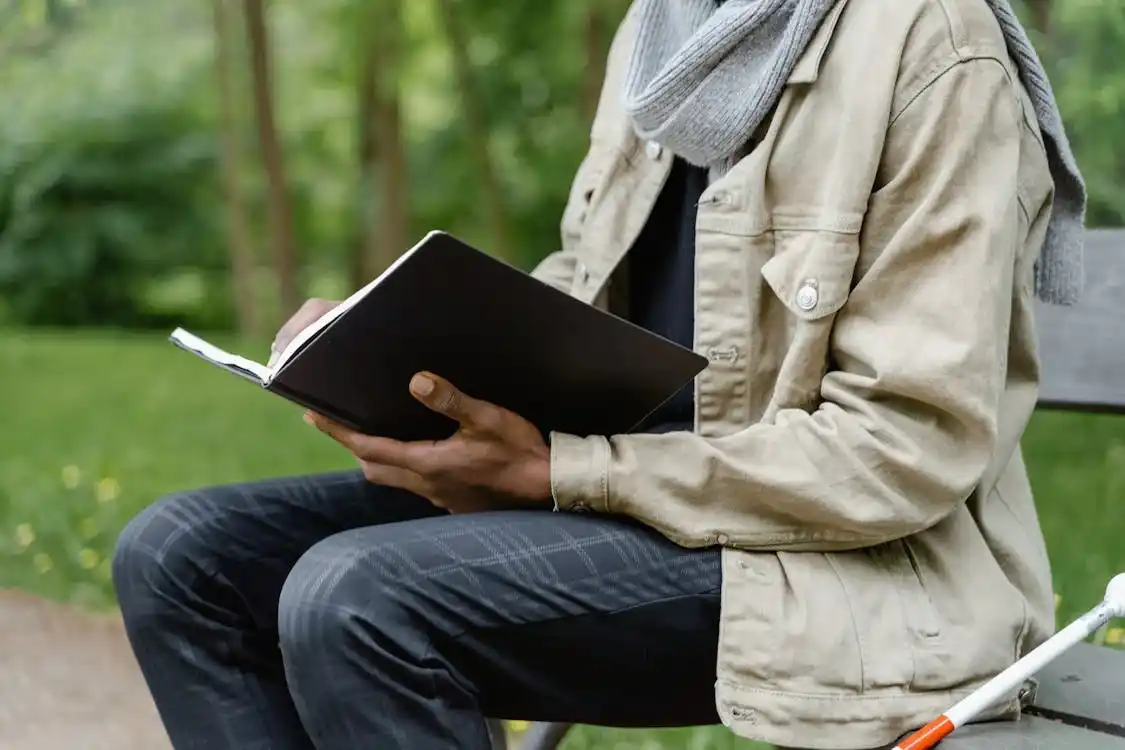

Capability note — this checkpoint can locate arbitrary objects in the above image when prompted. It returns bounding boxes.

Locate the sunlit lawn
[2,327,1124,748]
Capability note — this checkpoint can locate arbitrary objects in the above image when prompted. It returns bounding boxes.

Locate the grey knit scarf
[623,0,1086,304]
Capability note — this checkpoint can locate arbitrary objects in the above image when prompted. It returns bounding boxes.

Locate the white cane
[892,573,1125,750]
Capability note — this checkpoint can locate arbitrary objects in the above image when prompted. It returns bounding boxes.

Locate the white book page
[169,328,273,383]
[269,230,439,371]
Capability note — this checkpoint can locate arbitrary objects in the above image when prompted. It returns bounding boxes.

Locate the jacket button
[716,533,729,545]
[796,279,819,311]
[645,140,663,160]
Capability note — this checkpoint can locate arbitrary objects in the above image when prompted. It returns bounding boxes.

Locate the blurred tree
[213,0,263,337]
[580,3,609,123]
[1048,0,1125,227]
[580,0,630,123]
[0,0,224,328]
[1,0,1122,333]
[434,0,511,262]
[352,0,410,287]
[244,0,300,321]
[1026,0,1052,36]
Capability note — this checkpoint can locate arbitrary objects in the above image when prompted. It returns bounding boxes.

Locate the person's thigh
[113,470,444,633]
[280,508,722,730]
[113,471,448,749]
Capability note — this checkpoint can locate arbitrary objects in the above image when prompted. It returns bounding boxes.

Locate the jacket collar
[787,0,850,85]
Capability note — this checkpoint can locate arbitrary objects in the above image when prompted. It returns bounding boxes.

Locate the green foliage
[0,328,346,608]
[402,0,590,269]
[0,101,221,327]
[557,724,764,749]
[0,0,607,329]
[0,0,1122,324]
[1045,0,1125,226]
[0,0,229,328]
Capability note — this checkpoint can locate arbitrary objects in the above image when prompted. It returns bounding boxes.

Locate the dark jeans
[112,471,723,750]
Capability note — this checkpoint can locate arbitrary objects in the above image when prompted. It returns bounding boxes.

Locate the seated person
[111,0,1085,747]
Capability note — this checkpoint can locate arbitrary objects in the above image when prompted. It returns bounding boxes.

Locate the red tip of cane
[894,715,955,750]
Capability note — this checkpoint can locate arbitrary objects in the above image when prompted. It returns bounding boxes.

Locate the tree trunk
[350,36,378,291]
[370,6,411,282]
[373,0,414,284]
[580,2,610,125]
[350,0,410,289]
[243,0,300,320]
[212,0,262,338]
[434,0,511,262]
[1027,0,1051,37]
[44,0,61,24]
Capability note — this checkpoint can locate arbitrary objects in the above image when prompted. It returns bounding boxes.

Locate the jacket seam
[890,55,1013,128]
[715,676,983,703]
[934,0,958,51]
[990,482,1039,647]
[889,54,1033,226]
[891,54,960,125]
[1016,92,1048,153]
[1017,194,1032,228]
[824,553,867,691]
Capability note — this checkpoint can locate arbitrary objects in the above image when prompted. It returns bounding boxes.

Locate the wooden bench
[489,228,1125,750]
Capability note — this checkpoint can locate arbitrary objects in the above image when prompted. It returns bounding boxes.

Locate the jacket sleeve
[549,59,1032,552]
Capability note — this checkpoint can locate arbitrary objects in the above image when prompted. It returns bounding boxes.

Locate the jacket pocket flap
[760,230,861,320]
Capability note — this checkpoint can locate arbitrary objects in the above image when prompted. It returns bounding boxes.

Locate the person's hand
[269,298,341,367]
[305,372,552,514]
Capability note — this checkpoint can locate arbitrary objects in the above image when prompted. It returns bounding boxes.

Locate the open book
[171,231,427,388]
[170,231,707,442]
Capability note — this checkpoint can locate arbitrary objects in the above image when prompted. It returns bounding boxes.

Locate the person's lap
[112,470,722,749]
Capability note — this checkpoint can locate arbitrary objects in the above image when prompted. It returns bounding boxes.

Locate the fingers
[409,372,501,431]
[269,298,340,366]
[357,460,427,494]
[304,411,425,468]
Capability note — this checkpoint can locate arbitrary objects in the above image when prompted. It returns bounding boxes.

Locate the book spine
[268,380,372,435]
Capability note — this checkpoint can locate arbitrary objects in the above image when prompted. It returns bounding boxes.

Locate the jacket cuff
[548,432,611,513]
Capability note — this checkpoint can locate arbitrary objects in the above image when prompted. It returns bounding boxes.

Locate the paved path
[0,590,170,750]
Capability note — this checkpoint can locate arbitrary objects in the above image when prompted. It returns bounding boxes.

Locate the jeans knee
[278,530,410,669]
[112,490,222,623]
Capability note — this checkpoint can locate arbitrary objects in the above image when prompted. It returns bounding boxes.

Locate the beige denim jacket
[532,0,1059,747]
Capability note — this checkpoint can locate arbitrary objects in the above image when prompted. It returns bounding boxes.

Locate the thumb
[409,372,492,428]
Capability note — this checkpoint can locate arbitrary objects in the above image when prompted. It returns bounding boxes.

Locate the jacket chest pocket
[756,229,861,407]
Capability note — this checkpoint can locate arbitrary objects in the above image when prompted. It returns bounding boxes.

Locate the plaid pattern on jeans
[113,471,722,750]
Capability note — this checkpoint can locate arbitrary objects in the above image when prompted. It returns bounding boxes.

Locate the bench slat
[943,715,1125,749]
[1025,642,1125,733]
[1035,229,1125,412]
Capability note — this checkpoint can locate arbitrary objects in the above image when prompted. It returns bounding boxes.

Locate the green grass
[2,327,1124,749]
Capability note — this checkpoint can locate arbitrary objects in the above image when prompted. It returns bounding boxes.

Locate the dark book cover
[171,231,708,442]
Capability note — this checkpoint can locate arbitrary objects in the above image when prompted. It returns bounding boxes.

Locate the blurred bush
[0,98,223,327]
[0,0,1121,332]
[0,1,233,329]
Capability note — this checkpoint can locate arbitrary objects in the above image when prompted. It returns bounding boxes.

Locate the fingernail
[303,411,314,425]
[411,374,435,397]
